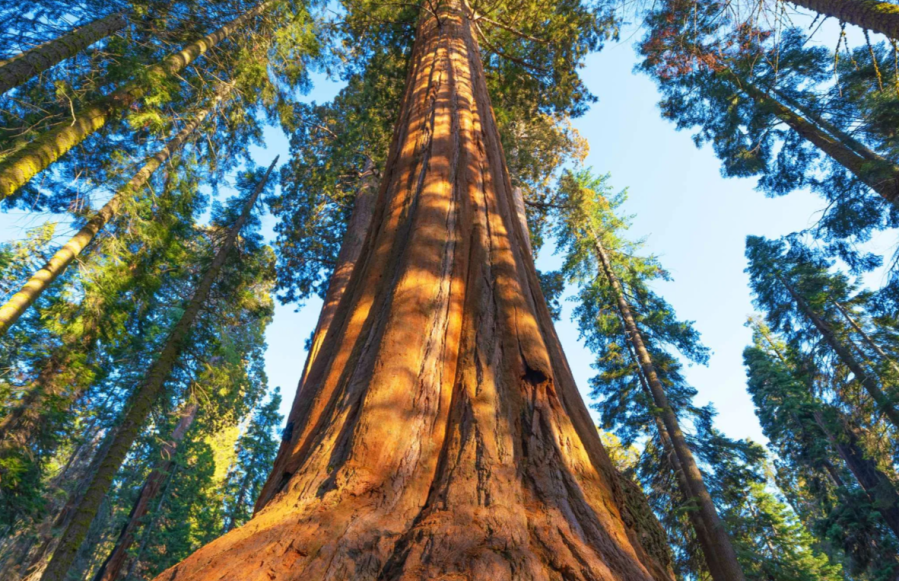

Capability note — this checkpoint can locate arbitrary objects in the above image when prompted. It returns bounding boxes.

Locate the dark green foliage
[549,167,841,579]
[638,0,899,276]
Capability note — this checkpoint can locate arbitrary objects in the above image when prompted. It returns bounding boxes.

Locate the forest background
[2,10,886,445]
[1,0,898,579]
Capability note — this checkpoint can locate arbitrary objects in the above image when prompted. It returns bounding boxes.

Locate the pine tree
[0,1,273,200]
[744,321,899,578]
[0,81,235,336]
[638,0,899,272]
[745,235,899,429]
[787,0,899,41]
[551,168,745,580]
[222,390,282,534]
[39,158,277,581]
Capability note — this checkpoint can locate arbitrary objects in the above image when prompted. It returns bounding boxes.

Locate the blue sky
[1,17,893,450]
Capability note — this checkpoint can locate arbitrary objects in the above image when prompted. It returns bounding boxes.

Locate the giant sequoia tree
[151,2,672,579]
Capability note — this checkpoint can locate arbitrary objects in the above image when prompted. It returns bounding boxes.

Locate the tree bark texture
[590,226,745,581]
[0,2,270,200]
[152,4,673,580]
[777,274,899,429]
[256,161,379,510]
[91,403,199,581]
[38,157,277,581]
[0,82,233,337]
[787,0,899,42]
[0,13,127,96]
[301,160,379,388]
[511,186,532,256]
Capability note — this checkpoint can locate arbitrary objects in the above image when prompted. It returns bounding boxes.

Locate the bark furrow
[152,3,673,580]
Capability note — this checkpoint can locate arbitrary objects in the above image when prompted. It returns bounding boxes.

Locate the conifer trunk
[38,157,277,581]
[811,410,899,539]
[301,160,379,384]
[256,160,379,509]
[152,3,673,579]
[589,226,745,581]
[0,2,269,200]
[787,0,899,42]
[834,300,899,375]
[739,80,899,207]
[91,402,198,581]
[0,83,233,337]
[622,339,728,580]
[776,273,899,428]
[222,470,253,535]
[0,13,127,95]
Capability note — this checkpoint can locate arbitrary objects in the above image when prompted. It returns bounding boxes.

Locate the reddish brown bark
[153,3,673,580]
[92,403,199,581]
[256,160,379,509]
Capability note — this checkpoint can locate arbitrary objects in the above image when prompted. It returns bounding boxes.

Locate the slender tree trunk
[770,87,886,164]
[811,409,899,539]
[739,79,899,207]
[222,469,253,535]
[19,429,116,581]
[590,226,745,581]
[39,157,277,581]
[622,337,728,580]
[0,13,127,95]
[0,83,233,337]
[256,160,379,509]
[152,3,673,579]
[123,462,180,581]
[787,0,899,42]
[0,2,270,200]
[91,403,198,581]
[834,300,899,375]
[777,273,899,428]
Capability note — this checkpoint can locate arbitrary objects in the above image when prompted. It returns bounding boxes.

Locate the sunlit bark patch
[154,2,673,579]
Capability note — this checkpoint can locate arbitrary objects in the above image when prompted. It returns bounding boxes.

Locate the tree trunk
[256,160,379,510]
[777,273,899,428]
[0,13,127,95]
[38,157,277,581]
[152,4,673,580]
[223,468,253,535]
[590,226,745,581]
[91,402,198,581]
[770,87,886,164]
[0,2,270,200]
[0,82,233,337]
[621,336,728,580]
[511,186,532,256]
[787,0,899,42]
[739,79,899,207]
[834,300,899,375]
[811,409,899,540]
[301,159,379,386]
